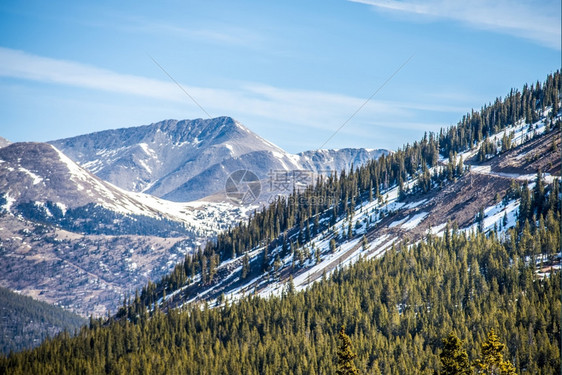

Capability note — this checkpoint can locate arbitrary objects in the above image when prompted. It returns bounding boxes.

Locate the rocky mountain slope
[0,142,253,316]
[0,214,187,316]
[50,117,386,202]
[0,142,250,236]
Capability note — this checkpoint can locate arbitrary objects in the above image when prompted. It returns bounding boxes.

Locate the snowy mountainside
[50,117,387,202]
[0,141,256,316]
[0,142,252,236]
[155,109,561,308]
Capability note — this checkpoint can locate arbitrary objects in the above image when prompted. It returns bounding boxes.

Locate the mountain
[0,142,248,236]
[0,142,252,316]
[50,117,387,202]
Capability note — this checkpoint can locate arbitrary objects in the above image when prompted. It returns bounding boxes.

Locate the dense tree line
[0,287,85,355]
[13,201,191,237]
[439,72,560,156]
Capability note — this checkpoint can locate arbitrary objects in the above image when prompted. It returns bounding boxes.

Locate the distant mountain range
[50,117,387,202]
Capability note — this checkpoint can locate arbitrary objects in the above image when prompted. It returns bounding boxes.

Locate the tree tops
[440,330,517,375]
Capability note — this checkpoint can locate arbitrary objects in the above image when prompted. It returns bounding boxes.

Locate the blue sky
[0,0,559,153]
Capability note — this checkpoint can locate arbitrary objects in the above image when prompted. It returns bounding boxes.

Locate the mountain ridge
[49,117,387,202]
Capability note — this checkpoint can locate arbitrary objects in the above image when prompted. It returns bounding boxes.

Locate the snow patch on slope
[389,216,409,228]
[401,212,428,230]
[18,167,43,185]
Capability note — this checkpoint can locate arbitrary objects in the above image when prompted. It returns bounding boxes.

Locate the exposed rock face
[50,117,387,201]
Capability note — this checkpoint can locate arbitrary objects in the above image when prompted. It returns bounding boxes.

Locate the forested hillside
[133,71,560,309]
[0,287,85,355]
[0,179,559,373]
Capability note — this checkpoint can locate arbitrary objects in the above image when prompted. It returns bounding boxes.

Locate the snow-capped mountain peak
[50,117,388,202]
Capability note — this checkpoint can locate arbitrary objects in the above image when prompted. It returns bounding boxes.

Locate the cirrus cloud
[349,0,561,50]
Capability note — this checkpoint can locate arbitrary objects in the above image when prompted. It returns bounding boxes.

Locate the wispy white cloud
[79,11,265,48]
[125,21,265,47]
[0,47,464,141]
[349,0,561,49]
[0,47,181,101]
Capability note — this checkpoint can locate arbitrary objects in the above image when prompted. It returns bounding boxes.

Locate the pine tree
[336,326,359,375]
[477,207,486,233]
[262,246,270,272]
[533,168,545,214]
[474,329,517,375]
[440,332,471,375]
[209,254,218,282]
[241,253,250,279]
[330,239,337,253]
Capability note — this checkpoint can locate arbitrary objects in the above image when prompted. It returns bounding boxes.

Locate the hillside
[125,69,560,309]
[0,215,187,316]
[111,71,558,313]
[0,287,85,355]
[0,142,253,316]
[50,117,386,202]
[139,114,561,309]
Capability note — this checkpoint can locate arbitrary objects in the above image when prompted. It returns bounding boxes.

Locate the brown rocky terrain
[0,213,185,316]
